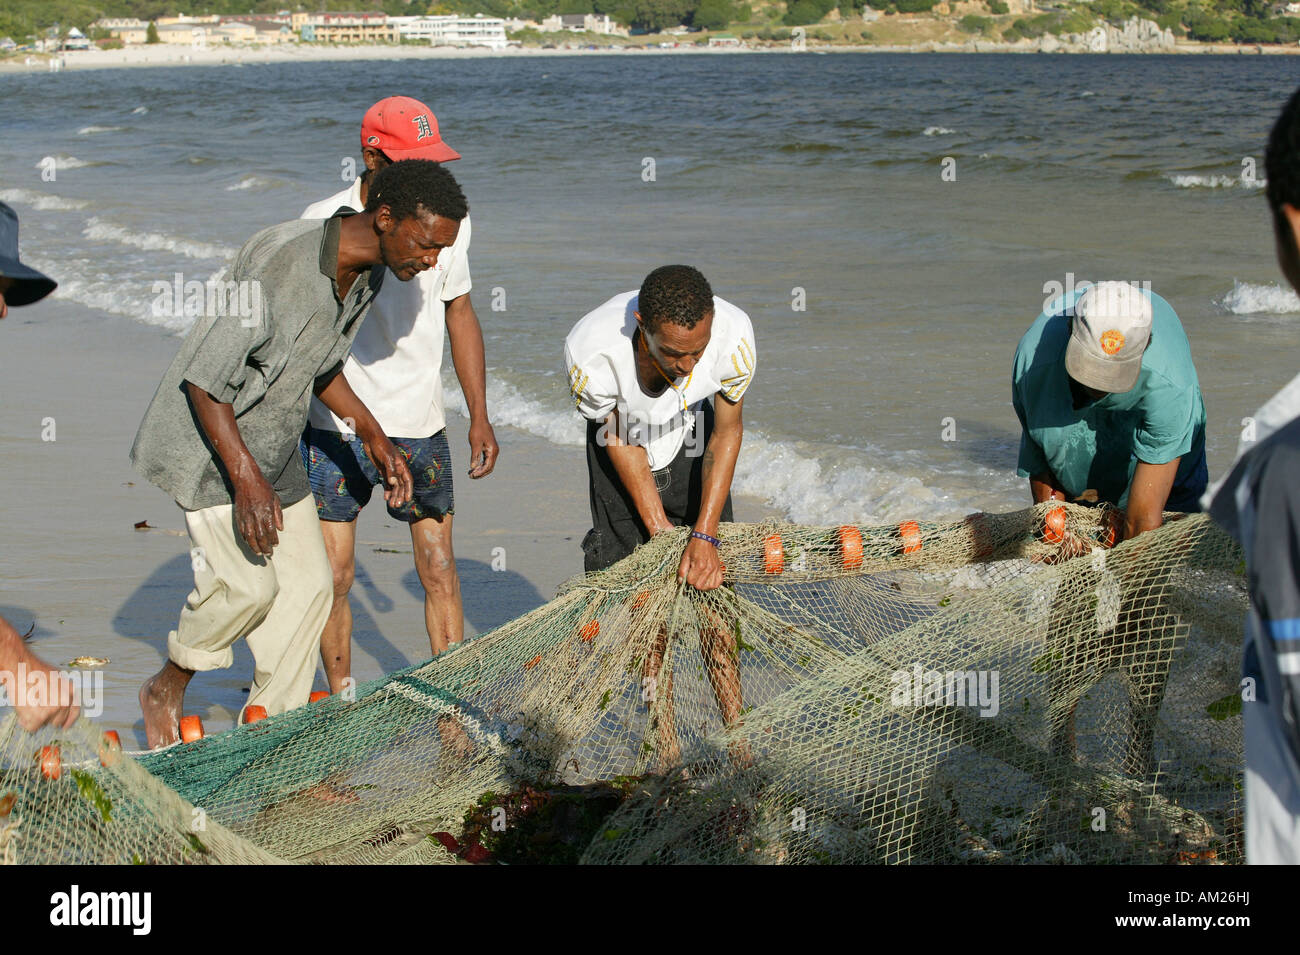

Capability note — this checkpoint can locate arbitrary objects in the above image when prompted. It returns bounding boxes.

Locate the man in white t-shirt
[300,96,498,690]
[564,264,756,766]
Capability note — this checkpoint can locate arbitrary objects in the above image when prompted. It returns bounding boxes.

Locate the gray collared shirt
[130,214,382,510]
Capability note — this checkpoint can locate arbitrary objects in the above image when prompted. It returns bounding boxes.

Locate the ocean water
[2,52,1297,525]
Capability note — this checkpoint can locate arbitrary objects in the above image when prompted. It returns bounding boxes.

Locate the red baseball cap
[360,96,460,162]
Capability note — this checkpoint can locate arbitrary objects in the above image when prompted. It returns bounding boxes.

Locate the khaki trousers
[167,496,331,717]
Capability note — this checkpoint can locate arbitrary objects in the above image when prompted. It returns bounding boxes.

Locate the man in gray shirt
[1208,86,1300,863]
[131,160,468,748]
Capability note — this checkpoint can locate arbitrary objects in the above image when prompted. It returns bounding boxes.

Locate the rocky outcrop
[1050,16,1176,52]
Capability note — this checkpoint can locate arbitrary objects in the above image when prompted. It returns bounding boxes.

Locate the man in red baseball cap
[300,97,498,693]
[361,95,461,163]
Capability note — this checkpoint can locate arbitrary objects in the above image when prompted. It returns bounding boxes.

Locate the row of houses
[87,11,628,51]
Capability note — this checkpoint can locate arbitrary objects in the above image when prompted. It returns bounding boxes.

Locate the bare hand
[364,435,413,507]
[11,649,79,732]
[234,473,283,556]
[679,536,724,591]
[1035,531,1093,565]
[467,419,499,479]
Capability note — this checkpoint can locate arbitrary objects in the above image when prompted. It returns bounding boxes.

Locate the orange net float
[1041,506,1067,545]
[39,745,61,780]
[898,520,922,555]
[838,525,863,570]
[763,534,784,574]
[579,620,600,643]
[243,705,268,725]
[309,690,330,703]
[523,654,542,670]
[630,591,652,611]
[179,714,204,743]
[99,731,122,768]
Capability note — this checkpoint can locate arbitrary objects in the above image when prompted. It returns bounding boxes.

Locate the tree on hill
[693,0,738,29]
[628,0,695,29]
[784,0,836,25]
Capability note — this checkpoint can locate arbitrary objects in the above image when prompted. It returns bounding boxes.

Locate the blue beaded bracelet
[690,531,721,548]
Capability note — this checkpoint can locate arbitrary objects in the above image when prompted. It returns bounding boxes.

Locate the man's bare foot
[139,660,194,749]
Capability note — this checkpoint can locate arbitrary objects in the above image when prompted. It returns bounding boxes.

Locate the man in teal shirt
[1012,280,1208,540]
[1012,280,1207,778]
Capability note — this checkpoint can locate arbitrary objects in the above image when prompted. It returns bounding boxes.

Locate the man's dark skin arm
[603,407,675,537]
[444,292,498,478]
[602,395,742,591]
[314,370,413,506]
[186,382,284,557]
[679,394,743,590]
[1028,472,1067,505]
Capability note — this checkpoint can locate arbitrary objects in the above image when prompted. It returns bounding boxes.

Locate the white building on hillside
[390,14,507,48]
[538,13,622,33]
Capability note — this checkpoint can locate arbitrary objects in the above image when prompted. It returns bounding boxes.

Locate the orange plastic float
[580,620,600,643]
[630,591,652,611]
[39,745,61,780]
[763,534,784,574]
[1042,506,1067,545]
[309,690,330,703]
[179,714,204,743]
[898,521,922,555]
[838,525,863,570]
[99,731,122,768]
[244,705,268,725]
[523,654,542,670]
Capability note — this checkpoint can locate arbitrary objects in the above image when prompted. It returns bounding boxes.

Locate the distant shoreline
[3,37,1299,74]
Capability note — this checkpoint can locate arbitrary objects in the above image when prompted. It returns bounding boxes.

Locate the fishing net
[1,503,1247,865]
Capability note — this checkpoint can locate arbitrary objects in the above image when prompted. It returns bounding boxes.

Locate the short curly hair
[1266,86,1300,221]
[638,265,714,333]
[365,159,468,223]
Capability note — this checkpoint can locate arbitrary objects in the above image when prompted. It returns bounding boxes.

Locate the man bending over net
[564,265,757,769]
[1012,280,1208,777]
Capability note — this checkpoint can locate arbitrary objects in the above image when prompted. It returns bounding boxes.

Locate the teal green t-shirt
[1011,287,1208,510]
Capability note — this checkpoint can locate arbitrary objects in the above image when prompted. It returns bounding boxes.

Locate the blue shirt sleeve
[1132,371,1198,466]
[1248,437,1300,763]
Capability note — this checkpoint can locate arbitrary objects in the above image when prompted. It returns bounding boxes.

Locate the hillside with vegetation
[5,0,1300,47]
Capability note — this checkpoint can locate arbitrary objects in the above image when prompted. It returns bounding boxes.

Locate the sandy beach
[4,34,1299,76]
[0,299,777,749]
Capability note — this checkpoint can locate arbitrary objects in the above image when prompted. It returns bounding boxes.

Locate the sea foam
[1166,173,1265,190]
[0,188,88,211]
[442,376,985,525]
[83,217,238,262]
[37,155,95,171]
[1218,280,1300,316]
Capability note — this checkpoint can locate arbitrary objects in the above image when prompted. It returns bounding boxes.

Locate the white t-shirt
[564,290,757,471]
[301,178,473,438]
